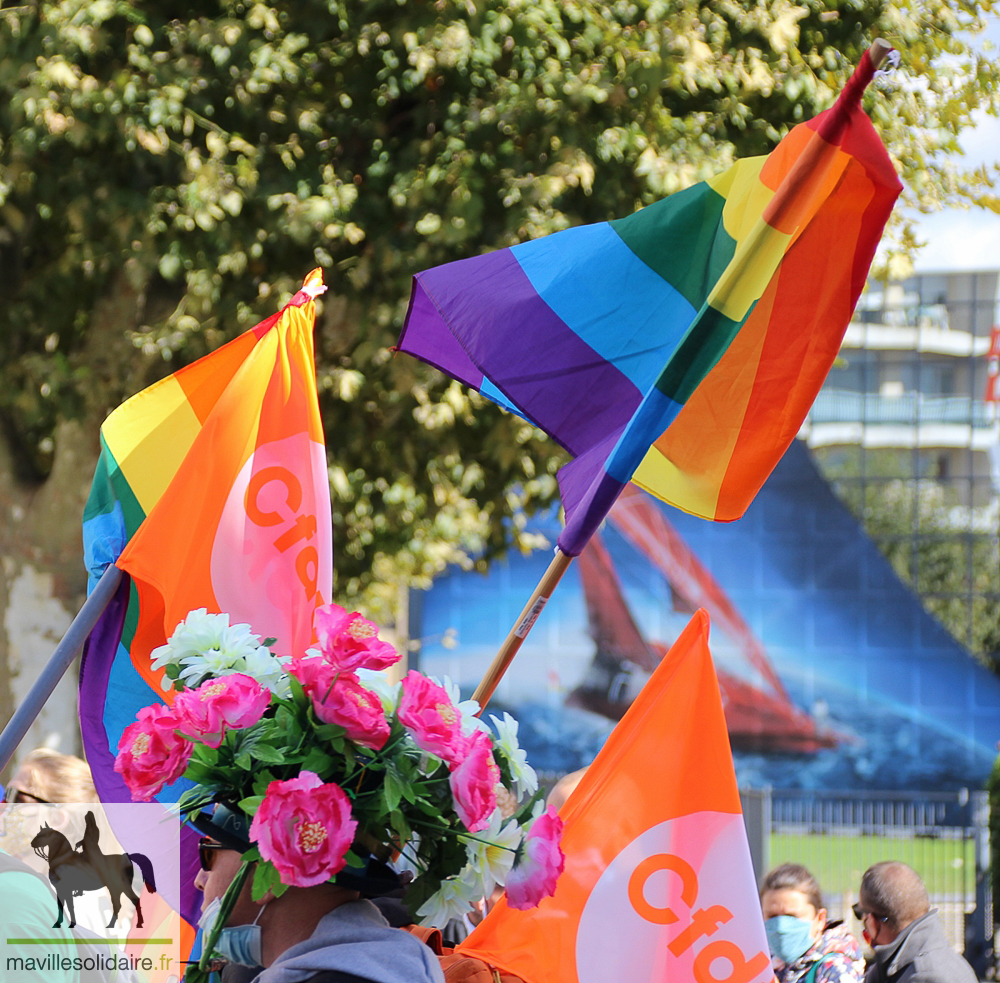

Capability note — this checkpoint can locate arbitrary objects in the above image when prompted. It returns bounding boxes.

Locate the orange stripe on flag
[459,611,774,983]
[175,329,260,425]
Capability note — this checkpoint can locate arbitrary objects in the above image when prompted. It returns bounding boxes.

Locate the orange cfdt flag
[115,269,333,694]
[459,610,774,983]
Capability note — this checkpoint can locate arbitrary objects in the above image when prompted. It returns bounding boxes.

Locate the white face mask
[198,895,266,967]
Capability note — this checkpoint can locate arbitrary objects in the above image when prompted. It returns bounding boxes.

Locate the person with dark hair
[856,861,976,983]
[760,862,864,982]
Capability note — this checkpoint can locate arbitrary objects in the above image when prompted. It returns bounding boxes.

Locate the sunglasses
[198,838,225,872]
[852,902,889,922]
[3,785,51,805]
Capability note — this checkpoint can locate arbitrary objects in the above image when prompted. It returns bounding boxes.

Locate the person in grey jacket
[856,861,977,983]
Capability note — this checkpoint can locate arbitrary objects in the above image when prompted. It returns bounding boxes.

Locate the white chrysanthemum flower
[355,668,402,712]
[240,647,289,692]
[151,609,278,690]
[489,712,538,800]
[416,873,480,928]
[461,809,522,896]
[437,675,489,736]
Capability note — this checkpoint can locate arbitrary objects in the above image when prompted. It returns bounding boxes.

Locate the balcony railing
[809,390,996,428]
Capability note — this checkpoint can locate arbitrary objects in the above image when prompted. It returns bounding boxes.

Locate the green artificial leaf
[183,760,219,786]
[287,674,306,704]
[389,808,412,842]
[252,771,277,796]
[237,794,265,816]
[249,743,288,765]
[301,747,335,776]
[383,766,404,813]
[251,860,284,901]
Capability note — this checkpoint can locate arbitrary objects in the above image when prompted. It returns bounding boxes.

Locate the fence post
[740,787,771,883]
[966,789,992,976]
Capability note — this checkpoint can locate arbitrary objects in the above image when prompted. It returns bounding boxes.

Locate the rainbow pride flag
[397,50,901,556]
[79,270,332,920]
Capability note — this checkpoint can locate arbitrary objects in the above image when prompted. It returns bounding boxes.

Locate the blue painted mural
[411,441,1000,791]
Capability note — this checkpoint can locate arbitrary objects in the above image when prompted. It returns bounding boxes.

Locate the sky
[909,16,1000,273]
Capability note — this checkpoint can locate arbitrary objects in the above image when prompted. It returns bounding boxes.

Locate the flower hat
[114,603,565,976]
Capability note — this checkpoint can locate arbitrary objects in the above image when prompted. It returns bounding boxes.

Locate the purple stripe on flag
[407,249,643,457]
[78,572,203,924]
[78,570,130,803]
[400,278,486,391]
[556,435,628,557]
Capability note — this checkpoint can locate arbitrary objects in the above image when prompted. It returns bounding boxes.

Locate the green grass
[769,832,976,899]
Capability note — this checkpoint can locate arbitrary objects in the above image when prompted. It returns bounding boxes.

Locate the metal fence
[741,788,992,977]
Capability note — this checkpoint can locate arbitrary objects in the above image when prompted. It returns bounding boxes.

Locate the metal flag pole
[471,38,895,714]
[0,563,122,773]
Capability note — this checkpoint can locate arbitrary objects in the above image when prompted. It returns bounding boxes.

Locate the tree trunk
[0,272,154,781]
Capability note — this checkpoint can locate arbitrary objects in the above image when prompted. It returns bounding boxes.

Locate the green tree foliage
[816,447,1000,665]
[2,0,998,614]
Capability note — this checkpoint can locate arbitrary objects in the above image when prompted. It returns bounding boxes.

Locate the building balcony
[800,390,1000,450]
[842,321,991,358]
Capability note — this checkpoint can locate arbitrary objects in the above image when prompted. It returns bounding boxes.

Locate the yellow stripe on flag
[103,376,202,515]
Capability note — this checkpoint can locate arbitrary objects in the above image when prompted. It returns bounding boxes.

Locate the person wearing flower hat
[192,804,444,983]
[113,604,565,983]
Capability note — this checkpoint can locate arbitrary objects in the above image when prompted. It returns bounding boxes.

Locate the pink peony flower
[249,771,357,887]
[172,673,271,748]
[398,670,468,765]
[504,805,565,910]
[289,657,389,750]
[448,730,499,832]
[313,603,400,673]
[114,703,193,802]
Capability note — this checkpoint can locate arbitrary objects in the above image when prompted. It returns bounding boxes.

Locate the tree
[1,0,998,643]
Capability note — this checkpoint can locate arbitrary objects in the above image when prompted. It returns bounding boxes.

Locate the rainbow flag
[79,270,332,920]
[397,49,901,555]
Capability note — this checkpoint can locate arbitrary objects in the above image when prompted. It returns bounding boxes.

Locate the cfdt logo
[576,813,771,983]
[212,433,333,657]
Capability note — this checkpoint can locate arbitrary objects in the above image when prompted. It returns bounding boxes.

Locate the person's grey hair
[760,862,823,913]
[860,861,929,930]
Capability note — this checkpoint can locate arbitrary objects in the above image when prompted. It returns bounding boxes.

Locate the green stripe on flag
[611,182,735,311]
[655,302,748,404]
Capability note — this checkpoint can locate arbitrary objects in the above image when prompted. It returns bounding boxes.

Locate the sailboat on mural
[569,485,838,753]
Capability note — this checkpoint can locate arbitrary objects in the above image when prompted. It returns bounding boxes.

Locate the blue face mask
[198,895,265,968]
[765,914,815,965]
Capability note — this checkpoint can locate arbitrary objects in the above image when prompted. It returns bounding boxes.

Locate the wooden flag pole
[470,39,895,714]
[472,547,573,711]
[870,38,893,69]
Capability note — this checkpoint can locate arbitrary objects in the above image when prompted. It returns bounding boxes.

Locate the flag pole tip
[300,267,327,299]
[869,38,894,70]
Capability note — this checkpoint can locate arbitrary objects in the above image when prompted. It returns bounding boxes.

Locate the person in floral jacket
[761,863,865,983]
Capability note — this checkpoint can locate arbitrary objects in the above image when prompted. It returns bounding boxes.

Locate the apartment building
[802,270,999,507]
[799,270,1000,657]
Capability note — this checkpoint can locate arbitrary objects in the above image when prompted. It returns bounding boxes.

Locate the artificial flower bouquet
[114,603,564,976]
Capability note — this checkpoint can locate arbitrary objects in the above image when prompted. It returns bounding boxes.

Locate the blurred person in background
[856,861,976,983]
[761,862,864,983]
